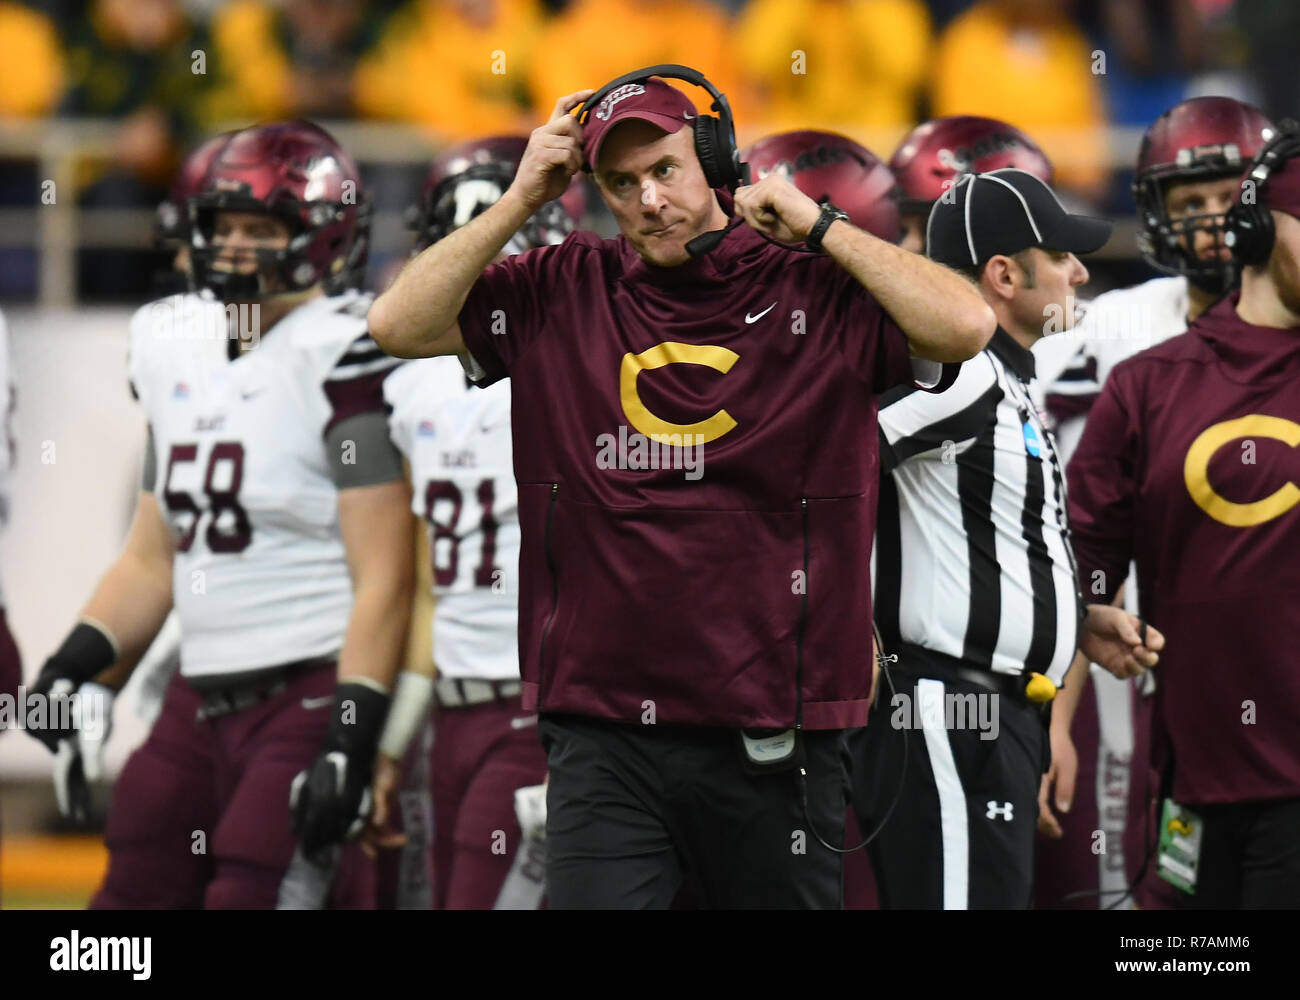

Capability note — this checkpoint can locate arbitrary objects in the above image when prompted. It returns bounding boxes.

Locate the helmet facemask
[1133,167,1242,292]
[189,189,361,304]
[408,163,577,257]
[1135,153,1250,295]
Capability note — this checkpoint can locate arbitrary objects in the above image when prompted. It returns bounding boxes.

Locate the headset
[1225,119,1300,267]
[575,64,749,192]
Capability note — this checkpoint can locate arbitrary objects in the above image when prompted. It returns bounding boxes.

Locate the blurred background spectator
[930,0,1109,200]
[59,0,214,299]
[1074,0,1209,128]
[734,0,932,138]
[206,0,391,122]
[1232,0,1300,121]
[0,2,64,120]
[0,2,64,297]
[358,0,544,143]
[527,0,753,128]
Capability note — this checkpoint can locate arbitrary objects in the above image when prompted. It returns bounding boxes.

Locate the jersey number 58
[163,442,252,553]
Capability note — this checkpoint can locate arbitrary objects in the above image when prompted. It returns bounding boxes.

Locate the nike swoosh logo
[745,302,777,324]
[240,388,264,400]
[683,111,695,120]
[510,714,539,730]
[301,695,333,711]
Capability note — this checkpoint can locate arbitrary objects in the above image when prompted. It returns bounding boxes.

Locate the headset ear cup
[1226,122,1300,268]
[1228,202,1273,267]
[692,117,722,189]
[1249,205,1275,265]
[694,116,738,190]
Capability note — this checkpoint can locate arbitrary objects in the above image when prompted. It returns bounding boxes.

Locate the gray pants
[539,714,848,909]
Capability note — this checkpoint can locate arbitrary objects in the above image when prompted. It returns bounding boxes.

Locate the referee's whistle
[1024,672,1057,703]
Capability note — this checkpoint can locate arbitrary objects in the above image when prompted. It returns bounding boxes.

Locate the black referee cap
[925,168,1112,269]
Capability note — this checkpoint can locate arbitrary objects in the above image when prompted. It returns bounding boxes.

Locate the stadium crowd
[0,0,1296,299]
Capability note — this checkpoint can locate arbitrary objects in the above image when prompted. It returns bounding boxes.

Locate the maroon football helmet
[409,135,586,255]
[188,120,370,302]
[889,116,1053,215]
[743,130,900,242]
[1134,96,1276,292]
[156,133,234,246]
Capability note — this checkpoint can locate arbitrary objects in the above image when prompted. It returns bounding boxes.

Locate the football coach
[369,65,995,909]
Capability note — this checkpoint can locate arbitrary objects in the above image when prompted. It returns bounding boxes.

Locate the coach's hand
[290,681,390,862]
[733,173,824,245]
[510,89,594,214]
[1079,604,1164,679]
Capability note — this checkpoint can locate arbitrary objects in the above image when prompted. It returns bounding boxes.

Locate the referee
[854,169,1163,909]
[369,67,995,908]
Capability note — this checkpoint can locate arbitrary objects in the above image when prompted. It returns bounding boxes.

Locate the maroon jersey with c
[459,220,920,729]
[1068,292,1300,805]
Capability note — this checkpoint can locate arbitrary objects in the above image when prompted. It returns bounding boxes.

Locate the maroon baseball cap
[581,78,697,172]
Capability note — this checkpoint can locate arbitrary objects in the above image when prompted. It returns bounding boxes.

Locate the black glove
[27,623,116,754]
[289,681,389,863]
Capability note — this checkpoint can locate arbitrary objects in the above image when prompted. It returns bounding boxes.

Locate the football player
[376,136,585,909]
[153,133,236,292]
[26,120,415,908]
[889,115,1054,254]
[1067,121,1300,909]
[1034,97,1277,910]
[24,136,235,834]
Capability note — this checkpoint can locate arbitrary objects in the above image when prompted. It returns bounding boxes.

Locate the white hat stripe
[926,172,972,263]
[990,166,1074,217]
[980,172,1042,243]
[963,175,978,265]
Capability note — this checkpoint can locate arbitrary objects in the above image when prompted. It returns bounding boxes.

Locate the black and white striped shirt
[873,328,1081,684]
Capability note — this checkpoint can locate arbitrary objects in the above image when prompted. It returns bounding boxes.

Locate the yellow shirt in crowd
[527,0,752,131]
[0,2,64,119]
[931,1,1107,195]
[734,0,931,144]
[356,0,545,143]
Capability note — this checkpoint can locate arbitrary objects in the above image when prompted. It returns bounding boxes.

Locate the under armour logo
[986,801,1013,821]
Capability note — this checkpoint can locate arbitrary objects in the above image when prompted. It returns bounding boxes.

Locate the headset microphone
[685,218,742,258]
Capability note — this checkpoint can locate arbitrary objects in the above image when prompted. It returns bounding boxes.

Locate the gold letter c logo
[1183,415,1300,527]
[619,342,739,444]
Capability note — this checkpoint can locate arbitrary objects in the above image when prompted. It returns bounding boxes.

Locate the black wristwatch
[805,203,850,253]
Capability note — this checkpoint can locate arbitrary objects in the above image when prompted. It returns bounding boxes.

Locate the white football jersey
[385,357,520,681]
[0,308,13,609]
[1036,277,1189,899]
[128,290,399,679]
[1035,276,1189,462]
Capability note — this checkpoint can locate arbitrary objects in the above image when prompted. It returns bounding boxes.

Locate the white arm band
[378,670,435,760]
